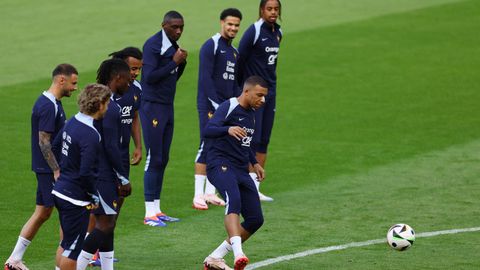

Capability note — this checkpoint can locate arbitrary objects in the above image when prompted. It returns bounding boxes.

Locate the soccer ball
[387,223,415,251]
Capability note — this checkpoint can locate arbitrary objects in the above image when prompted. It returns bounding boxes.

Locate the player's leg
[54,196,89,270]
[5,174,55,269]
[252,96,275,202]
[155,111,180,222]
[204,165,242,270]
[193,110,209,210]
[139,101,166,227]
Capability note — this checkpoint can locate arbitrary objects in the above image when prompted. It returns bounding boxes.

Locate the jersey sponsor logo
[239,117,245,121]
[223,61,236,80]
[121,106,133,117]
[265,47,279,53]
[61,131,72,157]
[121,118,133,124]
[241,127,254,147]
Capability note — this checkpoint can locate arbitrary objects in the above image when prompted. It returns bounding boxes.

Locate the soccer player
[140,10,187,226]
[109,47,143,171]
[76,59,132,270]
[52,83,111,270]
[237,0,283,202]
[193,8,243,210]
[202,76,267,270]
[4,64,78,270]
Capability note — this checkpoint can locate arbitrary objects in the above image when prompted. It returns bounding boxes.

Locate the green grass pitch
[1,0,480,269]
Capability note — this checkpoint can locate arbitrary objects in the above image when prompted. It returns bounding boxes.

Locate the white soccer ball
[387,223,415,251]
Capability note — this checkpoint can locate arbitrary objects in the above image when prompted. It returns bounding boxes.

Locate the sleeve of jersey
[199,41,220,109]
[203,102,230,138]
[249,148,258,165]
[38,103,56,133]
[177,60,187,81]
[237,26,255,85]
[142,41,178,85]
[79,134,100,196]
[102,110,130,185]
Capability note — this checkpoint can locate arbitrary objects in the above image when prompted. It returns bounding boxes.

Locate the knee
[36,206,54,222]
[243,215,264,234]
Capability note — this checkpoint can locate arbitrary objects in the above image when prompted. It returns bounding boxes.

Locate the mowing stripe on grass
[247,227,480,269]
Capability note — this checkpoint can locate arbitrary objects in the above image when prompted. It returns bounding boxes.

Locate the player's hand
[253,163,265,181]
[173,48,188,64]
[228,126,247,141]
[54,169,60,181]
[130,148,142,165]
[119,183,132,197]
[87,194,100,210]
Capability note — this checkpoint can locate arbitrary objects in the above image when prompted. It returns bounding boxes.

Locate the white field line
[246,227,480,269]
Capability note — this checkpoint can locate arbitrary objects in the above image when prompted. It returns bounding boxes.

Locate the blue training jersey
[114,80,142,154]
[204,98,258,169]
[197,33,241,112]
[52,113,101,206]
[238,19,282,94]
[31,91,66,173]
[94,97,129,184]
[141,29,186,104]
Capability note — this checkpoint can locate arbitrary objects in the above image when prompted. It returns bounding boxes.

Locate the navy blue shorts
[54,196,89,260]
[252,94,276,153]
[92,180,119,216]
[207,163,263,233]
[195,139,212,164]
[36,173,55,207]
[140,101,174,172]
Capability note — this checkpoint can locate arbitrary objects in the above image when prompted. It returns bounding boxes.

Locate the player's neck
[237,96,250,110]
[48,84,63,100]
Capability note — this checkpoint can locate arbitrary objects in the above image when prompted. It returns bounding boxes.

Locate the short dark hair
[244,75,268,89]
[163,10,183,24]
[220,8,242,21]
[96,59,130,85]
[109,47,143,61]
[259,0,282,21]
[52,63,78,78]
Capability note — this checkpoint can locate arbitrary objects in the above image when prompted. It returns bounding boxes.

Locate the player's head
[220,8,242,40]
[77,83,111,119]
[52,63,79,98]
[259,0,281,23]
[243,76,268,109]
[162,11,184,42]
[109,47,143,82]
[96,58,130,96]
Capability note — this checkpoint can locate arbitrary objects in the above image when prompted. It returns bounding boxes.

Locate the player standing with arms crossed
[193,8,243,210]
[237,0,282,202]
[5,64,78,270]
[140,11,187,226]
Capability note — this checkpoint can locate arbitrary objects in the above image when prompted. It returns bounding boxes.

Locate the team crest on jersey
[152,118,158,127]
[208,111,214,119]
[134,95,138,102]
[113,200,117,209]
[221,166,228,172]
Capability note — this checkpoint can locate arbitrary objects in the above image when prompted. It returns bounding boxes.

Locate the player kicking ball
[202,76,267,270]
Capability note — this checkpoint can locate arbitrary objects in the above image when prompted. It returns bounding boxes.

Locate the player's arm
[130,110,142,165]
[177,48,187,81]
[39,131,60,179]
[199,41,220,108]
[79,134,101,208]
[237,25,255,85]
[142,42,179,85]
[102,112,131,196]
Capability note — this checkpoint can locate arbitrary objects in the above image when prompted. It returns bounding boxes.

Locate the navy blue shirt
[52,113,101,205]
[204,98,258,169]
[114,80,142,155]
[141,29,186,104]
[31,91,66,173]
[238,19,282,94]
[197,33,240,112]
[94,98,129,184]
